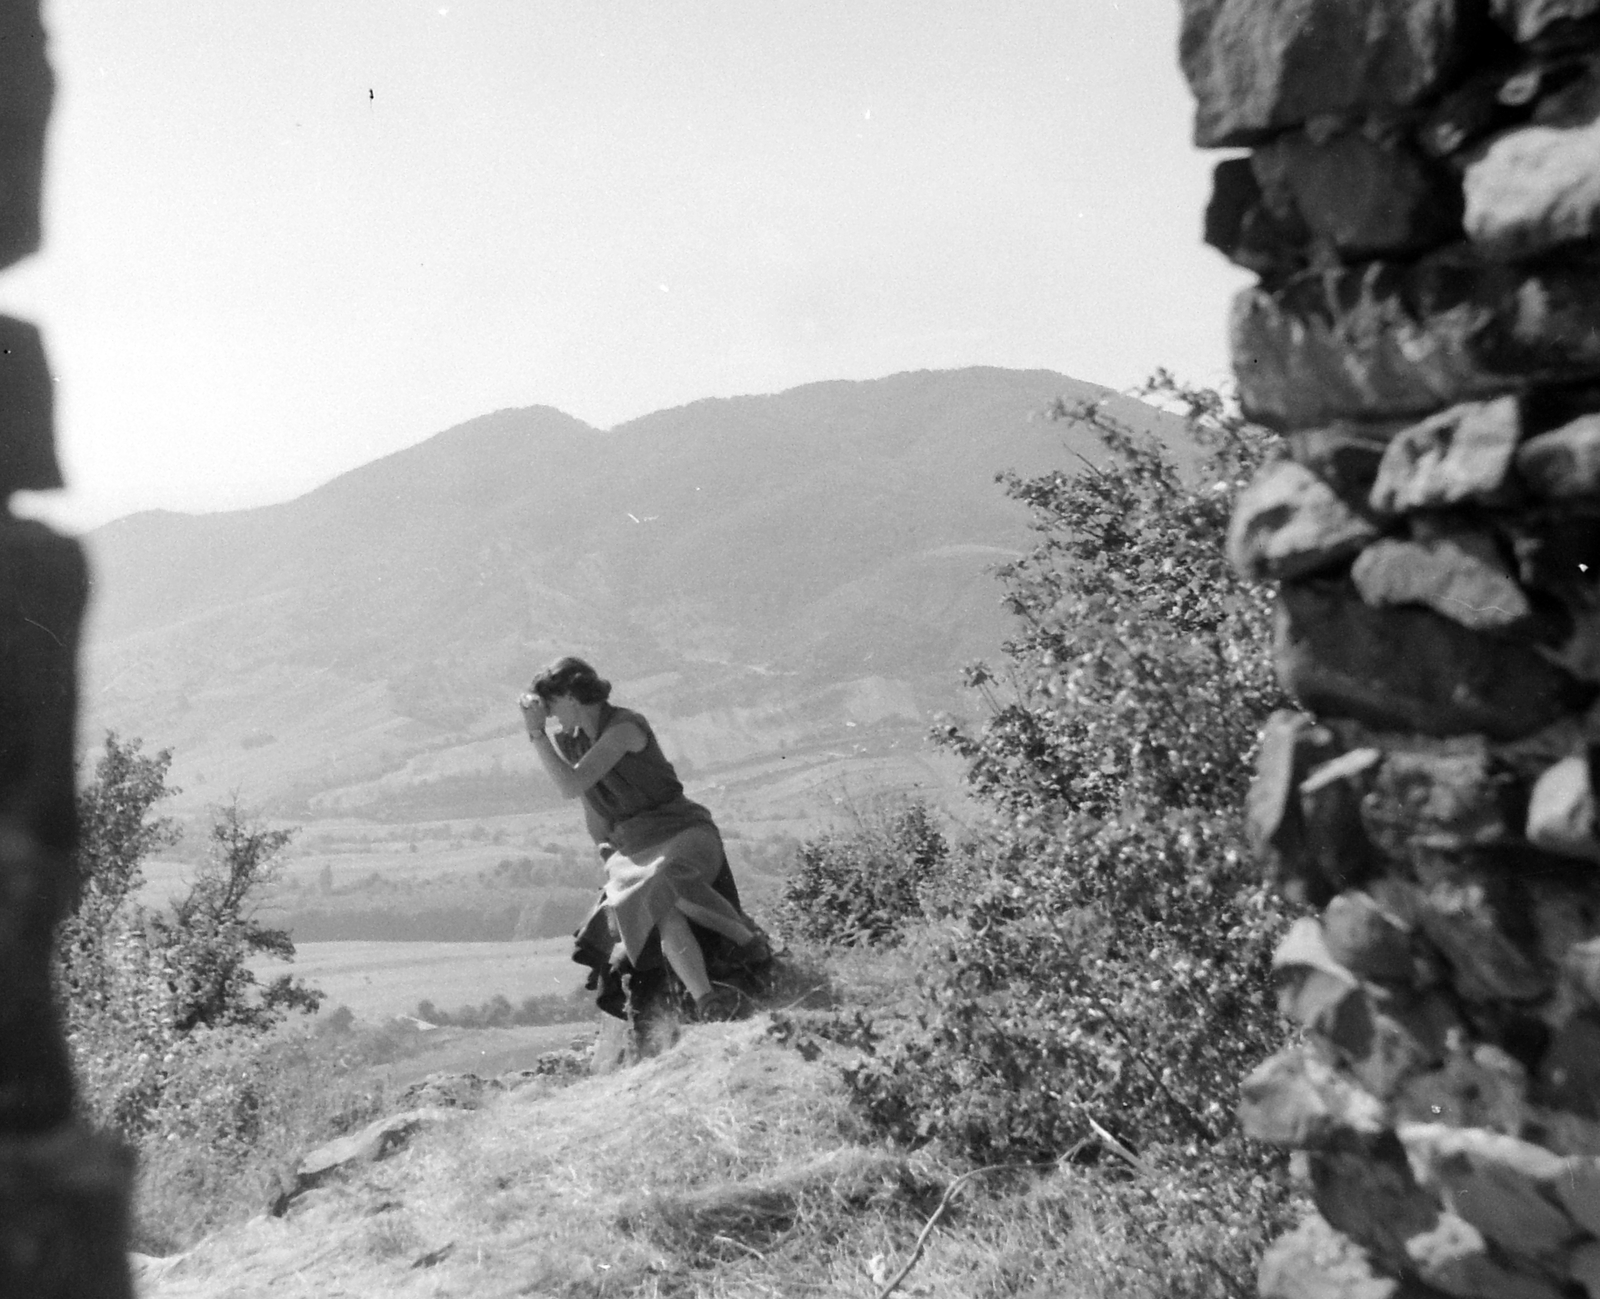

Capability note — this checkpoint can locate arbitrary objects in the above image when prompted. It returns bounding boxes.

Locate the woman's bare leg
[676,899,754,946]
[656,907,712,1001]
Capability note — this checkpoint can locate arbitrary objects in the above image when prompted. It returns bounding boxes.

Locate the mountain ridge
[79,366,1187,827]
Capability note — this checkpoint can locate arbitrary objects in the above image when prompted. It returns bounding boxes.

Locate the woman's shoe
[738,929,773,967]
[694,984,744,1023]
[594,966,629,1020]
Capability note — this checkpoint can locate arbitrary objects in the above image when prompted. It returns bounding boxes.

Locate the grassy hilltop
[135,956,1280,1299]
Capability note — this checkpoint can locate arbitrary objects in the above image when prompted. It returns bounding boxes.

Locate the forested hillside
[81,367,1189,825]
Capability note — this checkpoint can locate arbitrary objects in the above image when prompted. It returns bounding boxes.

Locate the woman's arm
[520,696,646,800]
[582,800,615,859]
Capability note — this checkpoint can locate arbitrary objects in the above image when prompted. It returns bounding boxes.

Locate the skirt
[603,822,747,961]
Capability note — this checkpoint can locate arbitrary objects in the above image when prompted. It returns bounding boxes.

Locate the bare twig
[872,1162,1033,1299]
[1092,1005,1218,1144]
[773,985,831,1012]
[712,1233,767,1261]
[1082,1115,1151,1178]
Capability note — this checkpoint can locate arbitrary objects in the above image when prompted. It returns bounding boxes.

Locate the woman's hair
[530,656,612,705]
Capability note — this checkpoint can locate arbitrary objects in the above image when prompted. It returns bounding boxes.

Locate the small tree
[834,376,1295,1160]
[940,374,1281,821]
[57,734,322,1138]
[56,733,180,1017]
[71,732,179,909]
[155,799,322,1032]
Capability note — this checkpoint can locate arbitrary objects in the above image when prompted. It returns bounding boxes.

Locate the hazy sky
[2,1,1247,528]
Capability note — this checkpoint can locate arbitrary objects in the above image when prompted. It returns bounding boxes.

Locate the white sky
[1,1,1248,529]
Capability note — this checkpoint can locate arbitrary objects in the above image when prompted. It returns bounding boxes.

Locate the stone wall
[1184,3,1600,1296]
[0,3,133,1294]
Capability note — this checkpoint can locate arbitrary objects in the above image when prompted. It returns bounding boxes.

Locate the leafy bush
[415,987,593,1028]
[774,799,953,947]
[841,812,1287,1159]
[796,376,1295,1169]
[940,376,1280,821]
[130,1019,415,1252]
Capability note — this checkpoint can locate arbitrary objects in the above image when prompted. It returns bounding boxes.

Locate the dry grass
[139,1003,1256,1299]
[147,1016,885,1297]
[616,1146,938,1265]
[130,1022,414,1254]
[130,1014,602,1255]
[133,942,1274,1298]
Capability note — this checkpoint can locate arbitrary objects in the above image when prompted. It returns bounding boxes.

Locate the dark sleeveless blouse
[553,705,715,855]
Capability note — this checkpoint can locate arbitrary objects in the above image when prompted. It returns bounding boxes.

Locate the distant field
[277,938,586,1022]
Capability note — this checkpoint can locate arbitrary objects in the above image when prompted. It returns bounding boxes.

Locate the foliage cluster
[130,1015,420,1253]
[415,987,592,1029]
[774,799,955,947]
[838,812,1286,1158]
[56,734,323,1143]
[775,377,1299,1291]
[944,382,1279,823]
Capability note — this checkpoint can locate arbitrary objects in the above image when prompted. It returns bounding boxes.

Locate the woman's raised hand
[519,690,549,734]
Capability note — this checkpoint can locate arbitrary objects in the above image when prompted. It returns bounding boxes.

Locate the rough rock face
[1232,255,1600,430]
[1253,133,1462,260]
[0,6,133,1298]
[291,1109,445,1194]
[1180,0,1469,147]
[1463,69,1600,258]
[1184,1,1600,1294]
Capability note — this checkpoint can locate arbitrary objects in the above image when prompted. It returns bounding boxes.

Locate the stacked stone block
[0,3,133,1294]
[1184,2,1600,1296]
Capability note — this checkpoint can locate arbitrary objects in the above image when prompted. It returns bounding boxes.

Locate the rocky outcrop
[397,1054,591,1110]
[293,1110,445,1193]
[265,1108,450,1218]
[268,1055,592,1217]
[1185,2,1600,1294]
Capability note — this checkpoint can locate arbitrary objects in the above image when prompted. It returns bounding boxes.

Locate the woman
[519,655,764,1021]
